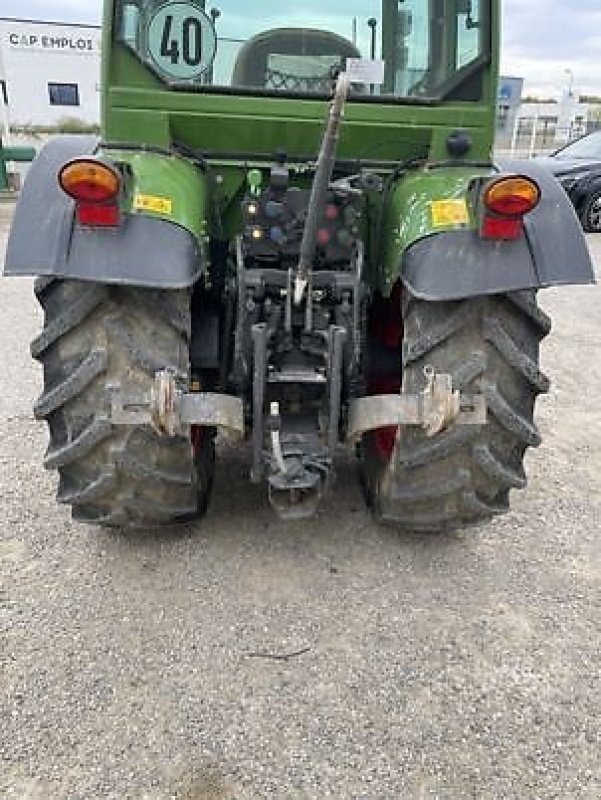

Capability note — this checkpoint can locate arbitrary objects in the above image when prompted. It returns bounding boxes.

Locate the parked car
[536,131,601,232]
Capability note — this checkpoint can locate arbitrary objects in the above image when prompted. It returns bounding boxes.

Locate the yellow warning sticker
[431,199,469,227]
[133,193,173,215]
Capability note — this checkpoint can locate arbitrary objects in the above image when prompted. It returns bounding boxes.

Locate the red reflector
[481,215,523,240]
[77,202,121,227]
[325,203,339,221]
[317,228,331,245]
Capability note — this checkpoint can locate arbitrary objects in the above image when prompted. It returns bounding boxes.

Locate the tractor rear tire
[32,278,215,528]
[361,289,551,532]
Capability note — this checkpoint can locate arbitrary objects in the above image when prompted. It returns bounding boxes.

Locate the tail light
[480,175,541,241]
[58,158,122,227]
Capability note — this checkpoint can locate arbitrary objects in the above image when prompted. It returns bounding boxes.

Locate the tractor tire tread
[34,280,213,528]
[483,316,550,393]
[472,443,527,490]
[34,348,108,420]
[388,468,471,503]
[58,470,118,506]
[31,285,107,359]
[452,352,487,390]
[104,316,171,375]
[484,385,542,447]
[34,275,58,297]
[403,300,474,364]
[113,450,196,487]
[505,290,552,336]
[364,290,549,531]
[44,416,113,470]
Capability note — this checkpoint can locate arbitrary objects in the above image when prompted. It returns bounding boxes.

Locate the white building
[0,17,101,129]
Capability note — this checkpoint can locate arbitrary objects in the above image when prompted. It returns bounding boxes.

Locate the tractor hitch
[108,370,245,439]
[347,366,487,442]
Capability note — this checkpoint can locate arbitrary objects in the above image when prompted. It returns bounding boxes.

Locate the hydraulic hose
[294,72,351,305]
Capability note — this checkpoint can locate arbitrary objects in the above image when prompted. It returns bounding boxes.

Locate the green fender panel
[379,165,493,296]
[102,147,210,244]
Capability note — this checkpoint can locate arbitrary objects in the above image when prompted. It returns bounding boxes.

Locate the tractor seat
[232,28,360,93]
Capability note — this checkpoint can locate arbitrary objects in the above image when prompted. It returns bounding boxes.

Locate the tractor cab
[113,0,488,104]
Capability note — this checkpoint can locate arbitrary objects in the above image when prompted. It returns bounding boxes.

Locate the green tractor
[4,0,595,529]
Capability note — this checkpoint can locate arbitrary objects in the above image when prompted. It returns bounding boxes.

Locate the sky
[2,0,601,98]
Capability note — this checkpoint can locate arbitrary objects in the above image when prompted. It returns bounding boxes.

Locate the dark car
[535,130,601,232]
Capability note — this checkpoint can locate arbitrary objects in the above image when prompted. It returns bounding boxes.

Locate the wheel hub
[588,196,601,231]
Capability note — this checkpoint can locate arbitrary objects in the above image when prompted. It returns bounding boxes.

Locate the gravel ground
[0,200,600,800]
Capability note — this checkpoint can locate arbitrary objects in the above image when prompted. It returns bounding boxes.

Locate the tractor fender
[401,160,595,302]
[4,136,205,289]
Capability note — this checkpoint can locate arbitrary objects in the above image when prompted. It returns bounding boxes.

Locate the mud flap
[3,136,203,288]
[402,160,595,302]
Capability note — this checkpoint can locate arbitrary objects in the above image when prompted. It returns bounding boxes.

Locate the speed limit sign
[146,1,217,81]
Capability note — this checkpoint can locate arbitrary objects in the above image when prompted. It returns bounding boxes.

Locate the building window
[0,80,8,106]
[48,83,80,107]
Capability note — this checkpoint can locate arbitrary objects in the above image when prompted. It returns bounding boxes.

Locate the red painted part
[368,280,403,350]
[366,280,404,464]
[372,426,398,463]
[317,228,331,245]
[191,425,204,455]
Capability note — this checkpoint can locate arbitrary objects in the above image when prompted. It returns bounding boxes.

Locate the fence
[497,116,601,160]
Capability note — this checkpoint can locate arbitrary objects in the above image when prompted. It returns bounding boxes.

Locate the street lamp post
[565,68,574,98]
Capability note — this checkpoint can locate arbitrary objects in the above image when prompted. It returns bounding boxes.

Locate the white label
[345,58,385,85]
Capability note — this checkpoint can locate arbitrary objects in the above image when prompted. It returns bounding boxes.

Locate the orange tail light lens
[59,158,121,204]
[483,176,541,217]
